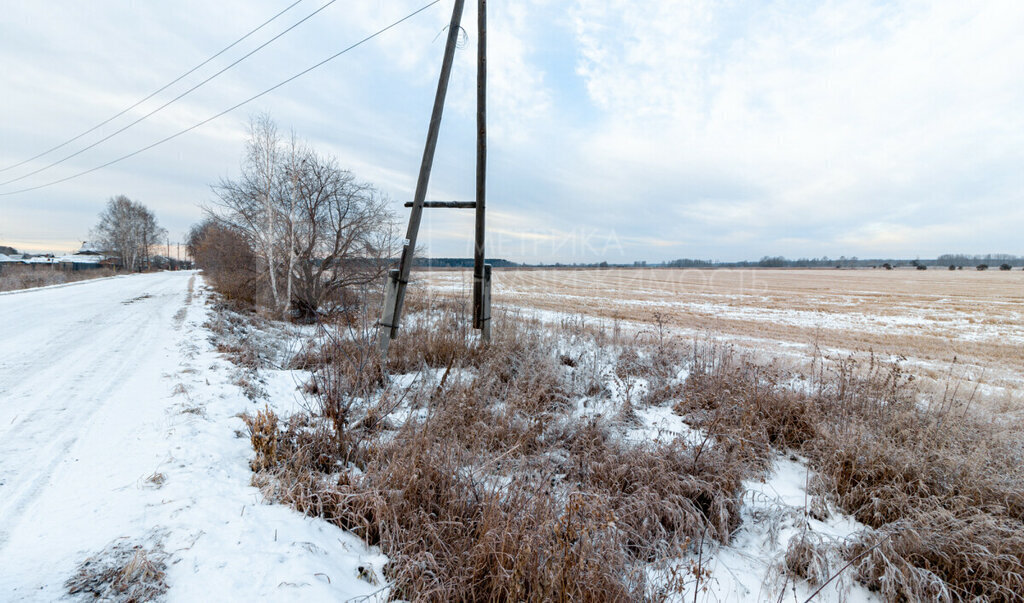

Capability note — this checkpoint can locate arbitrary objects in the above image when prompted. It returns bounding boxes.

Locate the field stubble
[425,268,1024,409]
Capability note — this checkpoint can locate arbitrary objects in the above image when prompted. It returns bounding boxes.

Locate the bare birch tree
[92,195,165,272]
[209,114,395,318]
[283,132,304,317]
[211,113,286,308]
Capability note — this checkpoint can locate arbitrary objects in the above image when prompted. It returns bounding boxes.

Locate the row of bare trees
[92,195,166,272]
[191,114,395,319]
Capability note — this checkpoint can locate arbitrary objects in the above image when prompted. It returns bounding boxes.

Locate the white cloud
[565,0,1024,257]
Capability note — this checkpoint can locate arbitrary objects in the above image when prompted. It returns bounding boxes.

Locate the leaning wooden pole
[378,0,466,357]
[472,0,488,334]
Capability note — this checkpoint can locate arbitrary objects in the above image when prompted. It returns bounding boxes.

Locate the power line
[0,0,304,175]
[0,0,341,187]
[0,0,442,197]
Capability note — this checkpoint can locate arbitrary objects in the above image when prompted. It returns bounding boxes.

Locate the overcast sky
[1,0,1022,262]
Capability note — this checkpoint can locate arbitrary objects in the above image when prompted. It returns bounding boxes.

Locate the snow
[659,457,879,602]
[623,403,705,447]
[0,271,386,601]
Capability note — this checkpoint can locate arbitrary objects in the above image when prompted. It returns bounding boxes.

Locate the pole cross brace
[403,201,476,208]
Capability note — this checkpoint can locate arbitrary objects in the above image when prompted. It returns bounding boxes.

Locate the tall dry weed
[225,287,1024,601]
[674,340,1024,600]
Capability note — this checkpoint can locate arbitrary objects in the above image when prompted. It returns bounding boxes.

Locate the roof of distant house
[77,241,105,255]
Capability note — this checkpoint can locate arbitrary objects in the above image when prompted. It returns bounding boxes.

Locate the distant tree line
[664,258,714,268]
[935,254,1024,267]
[520,254,1024,269]
[414,257,518,268]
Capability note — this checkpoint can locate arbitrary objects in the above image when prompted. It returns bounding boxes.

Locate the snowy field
[424,268,1024,407]
[0,272,384,601]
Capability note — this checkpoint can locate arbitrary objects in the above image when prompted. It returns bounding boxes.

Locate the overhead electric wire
[0,0,304,175]
[0,0,342,187]
[0,0,442,197]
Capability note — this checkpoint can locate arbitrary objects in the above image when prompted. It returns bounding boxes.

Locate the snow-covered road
[0,272,384,601]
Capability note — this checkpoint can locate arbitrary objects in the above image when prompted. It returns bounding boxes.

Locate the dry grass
[66,538,168,602]
[211,278,1024,601]
[237,297,752,601]
[0,265,117,292]
[675,342,1024,601]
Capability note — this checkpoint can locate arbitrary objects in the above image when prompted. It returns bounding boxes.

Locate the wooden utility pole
[472,0,489,339]
[378,0,467,357]
[378,0,491,355]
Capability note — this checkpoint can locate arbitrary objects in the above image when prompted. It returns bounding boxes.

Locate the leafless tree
[92,195,165,272]
[209,114,395,318]
[287,147,396,318]
[211,114,286,307]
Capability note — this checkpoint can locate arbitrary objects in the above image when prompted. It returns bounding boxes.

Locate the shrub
[1000,263,1012,271]
[188,219,263,304]
[242,405,280,471]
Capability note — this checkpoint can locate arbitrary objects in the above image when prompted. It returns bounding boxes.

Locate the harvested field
[424,268,1024,406]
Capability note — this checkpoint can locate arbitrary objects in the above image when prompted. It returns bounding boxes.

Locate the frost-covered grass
[65,537,169,602]
[676,342,1024,601]
[207,284,1024,601]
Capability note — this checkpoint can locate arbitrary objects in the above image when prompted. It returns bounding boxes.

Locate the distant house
[4,252,106,272]
[0,243,110,272]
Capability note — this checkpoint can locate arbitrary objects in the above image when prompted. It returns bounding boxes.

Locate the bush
[1000,263,1012,271]
[188,219,263,304]
[977,264,989,271]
